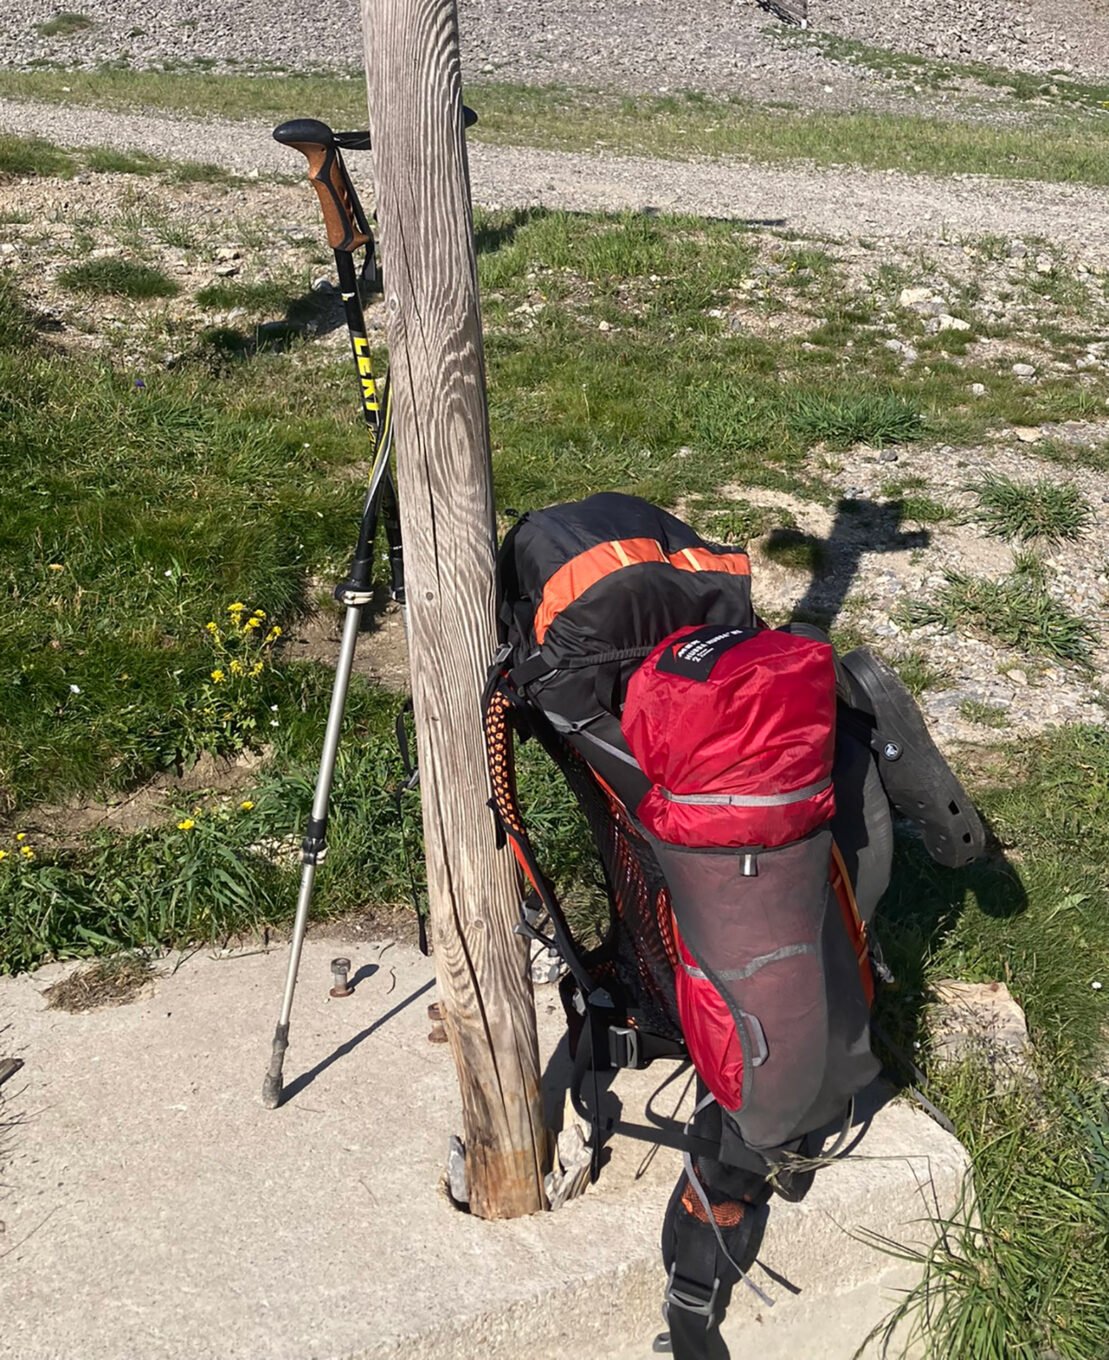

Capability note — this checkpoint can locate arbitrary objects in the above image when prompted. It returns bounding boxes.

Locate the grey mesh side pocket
[652,827,877,1150]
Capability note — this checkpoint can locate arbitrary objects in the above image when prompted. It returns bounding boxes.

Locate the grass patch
[195,279,306,314]
[57,257,181,300]
[974,474,1093,544]
[894,649,950,697]
[4,69,1109,187]
[0,132,74,179]
[787,389,923,448]
[762,527,827,573]
[958,697,1009,728]
[35,11,94,36]
[83,146,164,176]
[897,555,1096,666]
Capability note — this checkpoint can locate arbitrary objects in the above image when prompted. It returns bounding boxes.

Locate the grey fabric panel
[654,828,877,1150]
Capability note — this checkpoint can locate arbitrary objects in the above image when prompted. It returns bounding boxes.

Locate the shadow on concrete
[280,976,435,1105]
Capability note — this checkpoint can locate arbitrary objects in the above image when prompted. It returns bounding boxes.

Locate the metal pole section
[262,601,364,1107]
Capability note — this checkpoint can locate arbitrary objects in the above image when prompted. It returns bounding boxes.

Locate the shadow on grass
[765,497,931,632]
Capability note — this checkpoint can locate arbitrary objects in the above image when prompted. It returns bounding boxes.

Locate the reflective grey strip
[551,719,643,770]
[659,775,831,808]
[681,942,816,983]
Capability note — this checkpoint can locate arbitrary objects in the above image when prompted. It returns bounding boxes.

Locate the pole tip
[261,1073,283,1109]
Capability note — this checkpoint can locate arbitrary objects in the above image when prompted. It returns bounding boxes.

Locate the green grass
[894,649,950,697]
[0,132,74,178]
[2,187,1109,1352]
[868,726,1109,1355]
[35,11,94,36]
[777,27,1109,114]
[897,555,1096,666]
[57,257,181,300]
[4,68,1109,186]
[195,278,308,314]
[973,474,1093,544]
[958,697,1009,728]
[82,146,165,176]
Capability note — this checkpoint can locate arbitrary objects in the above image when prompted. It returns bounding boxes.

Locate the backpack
[482,492,938,1357]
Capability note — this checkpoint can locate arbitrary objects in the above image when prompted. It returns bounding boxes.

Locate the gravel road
[2,0,1107,100]
[4,96,1109,262]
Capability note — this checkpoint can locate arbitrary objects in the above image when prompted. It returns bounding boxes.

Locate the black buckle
[664,1265,721,1325]
[608,1025,641,1070]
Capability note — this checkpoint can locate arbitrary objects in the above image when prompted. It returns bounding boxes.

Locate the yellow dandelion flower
[15,833,25,842]
[205,621,219,634]
[228,601,245,613]
[244,617,261,631]
[48,563,64,572]
[239,800,255,812]
[252,609,266,619]
[19,845,34,861]
[177,818,196,831]
[250,661,264,678]
[0,850,7,862]
[229,659,244,677]
[210,668,226,683]
[265,626,282,643]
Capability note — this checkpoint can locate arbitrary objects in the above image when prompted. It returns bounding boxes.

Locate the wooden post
[361,0,548,1218]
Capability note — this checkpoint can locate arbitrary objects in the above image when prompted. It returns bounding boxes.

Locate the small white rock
[1012,362,1037,378]
[1009,668,1029,686]
[1013,426,1043,443]
[970,382,987,396]
[937,314,971,332]
[898,286,932,308]
[1035,254,1054,275]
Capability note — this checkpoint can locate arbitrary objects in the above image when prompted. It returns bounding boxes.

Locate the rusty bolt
[329,957,353,998]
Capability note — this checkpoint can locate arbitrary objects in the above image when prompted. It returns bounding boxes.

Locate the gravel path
[5,96,1109,262]
[3,0,1108,101]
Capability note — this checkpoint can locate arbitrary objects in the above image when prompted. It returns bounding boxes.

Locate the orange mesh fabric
[680,1179,748,1228]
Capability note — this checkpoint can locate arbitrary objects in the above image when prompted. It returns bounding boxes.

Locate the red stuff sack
[622,624,877,1149]
[624,624,837,849]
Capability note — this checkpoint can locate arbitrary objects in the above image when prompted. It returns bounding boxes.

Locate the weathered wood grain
[361,0,548,1218]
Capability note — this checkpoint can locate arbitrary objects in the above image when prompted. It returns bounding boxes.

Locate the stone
[898,286,932,308]
[1035,254,1054,275]
[1013,426,1043,443]
[1009,668,1029,685]
[970,382,987,396]
[215,246,241,262]
[879,448,899,462]
[213,263,240,277]
[937,314,971,332]
[1012,362,1037,378]
[929,979,1037,1091]
[883,338,904,353]
[1008,239,1027,259]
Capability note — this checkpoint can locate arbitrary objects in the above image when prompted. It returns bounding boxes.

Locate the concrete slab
[0,938,968,1360]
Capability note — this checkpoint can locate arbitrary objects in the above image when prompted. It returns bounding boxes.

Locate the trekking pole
[262,118,399,1109]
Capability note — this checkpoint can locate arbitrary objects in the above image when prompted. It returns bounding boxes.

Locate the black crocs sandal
[840,647,987,869]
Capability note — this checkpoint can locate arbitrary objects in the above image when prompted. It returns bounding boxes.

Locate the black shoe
[841,647,986,869]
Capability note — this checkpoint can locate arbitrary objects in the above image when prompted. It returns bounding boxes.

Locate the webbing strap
[682,1097,773,1310]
